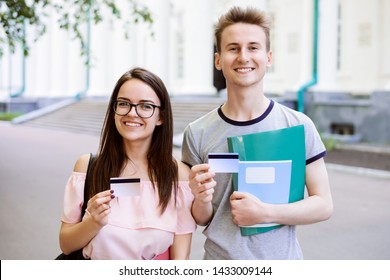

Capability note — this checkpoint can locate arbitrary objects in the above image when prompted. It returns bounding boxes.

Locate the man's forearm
[191,200,213,226]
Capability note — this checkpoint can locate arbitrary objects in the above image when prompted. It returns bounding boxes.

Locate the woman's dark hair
[90,67,178,213]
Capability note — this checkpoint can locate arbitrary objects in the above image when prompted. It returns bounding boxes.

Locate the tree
[0,0,153,60]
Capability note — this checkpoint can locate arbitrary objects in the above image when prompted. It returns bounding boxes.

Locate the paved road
[1,121,389,260]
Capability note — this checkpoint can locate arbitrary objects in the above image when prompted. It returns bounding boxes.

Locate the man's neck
[222,86,270,121]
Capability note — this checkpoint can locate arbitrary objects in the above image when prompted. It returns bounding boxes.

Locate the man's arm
[189,164,216,226]
[230,157,333,226]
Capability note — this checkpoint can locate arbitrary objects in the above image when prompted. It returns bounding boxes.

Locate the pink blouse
[61,172,196,260]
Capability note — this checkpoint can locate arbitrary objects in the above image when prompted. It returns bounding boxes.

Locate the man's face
[215,23,272,90]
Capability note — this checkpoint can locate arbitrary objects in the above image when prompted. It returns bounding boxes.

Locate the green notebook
[227,125,306,236]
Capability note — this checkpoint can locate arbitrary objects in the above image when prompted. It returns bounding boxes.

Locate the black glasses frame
[112,100,161,119]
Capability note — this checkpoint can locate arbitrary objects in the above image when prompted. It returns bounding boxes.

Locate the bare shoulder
[73,153,92,173]
[176,159,190,181]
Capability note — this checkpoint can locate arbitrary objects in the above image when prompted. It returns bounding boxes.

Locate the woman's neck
[121,140,150,179]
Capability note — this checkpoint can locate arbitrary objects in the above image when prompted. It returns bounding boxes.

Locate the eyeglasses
[113,100,161,119]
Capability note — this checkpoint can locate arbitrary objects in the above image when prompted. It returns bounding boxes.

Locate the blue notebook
[227,125,306,236]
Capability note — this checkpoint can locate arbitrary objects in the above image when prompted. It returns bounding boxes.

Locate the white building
[1,0,390,143]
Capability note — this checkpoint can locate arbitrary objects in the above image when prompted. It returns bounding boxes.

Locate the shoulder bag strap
[81,153,95,216]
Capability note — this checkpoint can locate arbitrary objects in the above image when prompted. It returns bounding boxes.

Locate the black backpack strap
[81,153,95,216]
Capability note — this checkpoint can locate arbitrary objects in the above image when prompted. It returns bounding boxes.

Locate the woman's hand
[86,190,115,228]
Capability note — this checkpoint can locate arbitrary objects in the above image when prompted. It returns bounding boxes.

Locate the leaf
[1,0,154,64]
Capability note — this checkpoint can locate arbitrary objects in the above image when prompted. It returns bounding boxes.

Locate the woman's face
[114,78,162,145]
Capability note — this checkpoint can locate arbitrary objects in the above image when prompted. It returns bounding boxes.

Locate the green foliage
[0,0,49,57]
[324,137,338,151]
[320,133,339,152]
[0,112,22,121]
[0,0,153,61]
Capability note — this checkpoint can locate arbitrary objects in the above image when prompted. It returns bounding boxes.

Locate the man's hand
[230,191,270,226]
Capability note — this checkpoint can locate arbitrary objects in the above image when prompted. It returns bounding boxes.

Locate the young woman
[59,67,195,259]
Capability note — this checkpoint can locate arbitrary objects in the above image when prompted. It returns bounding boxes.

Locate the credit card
[110,178,141,197]
[208,153,239,173]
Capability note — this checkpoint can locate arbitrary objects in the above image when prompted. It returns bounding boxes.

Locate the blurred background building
[1,0,389,144]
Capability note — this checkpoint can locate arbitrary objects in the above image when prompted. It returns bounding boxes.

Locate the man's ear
[266,50,273,67]
[215,52,222,70]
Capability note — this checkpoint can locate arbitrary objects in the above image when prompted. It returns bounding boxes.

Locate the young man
[181,6,333,259]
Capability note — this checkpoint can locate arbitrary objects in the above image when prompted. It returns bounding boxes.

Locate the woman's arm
[169,233,192,260]
[170,160,196,259]
[59,154,114,254]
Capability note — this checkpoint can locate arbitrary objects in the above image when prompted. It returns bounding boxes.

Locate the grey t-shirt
[182,100,326,259]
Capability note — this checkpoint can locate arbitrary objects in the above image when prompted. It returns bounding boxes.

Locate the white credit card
[110,178,141,197]
[208,153,239,173]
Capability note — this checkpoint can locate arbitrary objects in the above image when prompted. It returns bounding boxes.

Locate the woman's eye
[118,102,128,107]
[140,103,154,110]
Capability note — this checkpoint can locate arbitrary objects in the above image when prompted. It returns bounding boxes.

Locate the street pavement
[1,121,389,260]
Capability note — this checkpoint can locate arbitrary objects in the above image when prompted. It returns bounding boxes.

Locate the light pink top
[61,172,196,260]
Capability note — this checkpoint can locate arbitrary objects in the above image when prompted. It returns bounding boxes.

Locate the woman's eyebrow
[138,99,157,104]
[117,97,157,104]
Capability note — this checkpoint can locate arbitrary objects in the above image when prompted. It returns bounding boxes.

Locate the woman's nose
[127,104,138,116]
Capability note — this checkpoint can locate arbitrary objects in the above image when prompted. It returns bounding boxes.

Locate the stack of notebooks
[227,125,306,236]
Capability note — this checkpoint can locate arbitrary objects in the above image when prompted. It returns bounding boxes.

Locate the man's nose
[238,49,249,62]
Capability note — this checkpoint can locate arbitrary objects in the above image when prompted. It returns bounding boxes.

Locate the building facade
[1,0,389,143]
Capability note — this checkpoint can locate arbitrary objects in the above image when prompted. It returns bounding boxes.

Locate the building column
[317,0,339,91]
[87,0,171,97]
[169,0,216,95]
